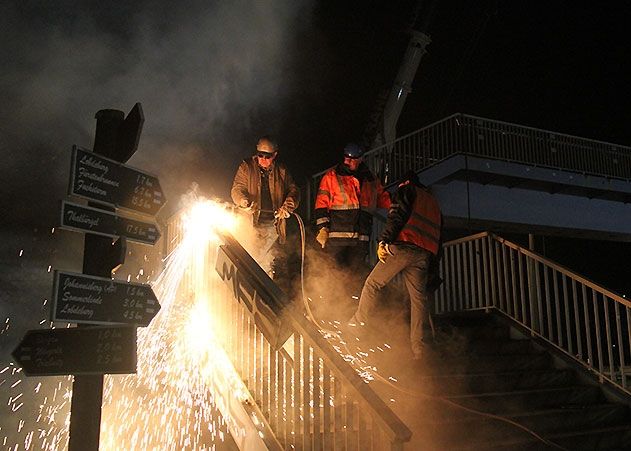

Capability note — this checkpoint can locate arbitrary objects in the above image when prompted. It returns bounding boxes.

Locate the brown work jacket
[231,156,300,244]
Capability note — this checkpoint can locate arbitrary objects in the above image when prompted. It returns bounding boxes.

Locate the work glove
[377,241,393,263]
[274,206,291,219]
[316,228,329,249]
[238,198,254,212]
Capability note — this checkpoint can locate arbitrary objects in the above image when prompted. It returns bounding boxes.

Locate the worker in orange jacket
[314,143,390,269]
[349,170,442,360]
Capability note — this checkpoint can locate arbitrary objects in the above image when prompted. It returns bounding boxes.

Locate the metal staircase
[421,232,631,450]
[166,204,631,449]
[405,312,631,450]
[169,108,631,447]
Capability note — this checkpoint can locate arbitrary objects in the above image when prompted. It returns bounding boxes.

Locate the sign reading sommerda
[52,270,160,327]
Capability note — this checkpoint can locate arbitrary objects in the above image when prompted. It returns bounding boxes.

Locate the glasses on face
[256,152,275,159]
[344,155,360,160]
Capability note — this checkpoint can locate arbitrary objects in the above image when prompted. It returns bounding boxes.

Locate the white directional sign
[60,200,160,245]
[52,271,160,326]
[69,146,165,216]
[12,326,137,376]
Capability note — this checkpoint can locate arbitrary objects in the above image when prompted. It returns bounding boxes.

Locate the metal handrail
[166,214,411,450]
[435,231,631,395]
[286,304,412,446]
[307,113,631,221]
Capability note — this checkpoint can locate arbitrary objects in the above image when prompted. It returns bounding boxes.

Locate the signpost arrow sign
[61,200,161,245]
[52,271,161,327]
[12,326,137,376]
[69,145,165,216]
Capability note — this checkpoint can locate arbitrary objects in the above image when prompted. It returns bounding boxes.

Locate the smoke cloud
[0,0,314,227]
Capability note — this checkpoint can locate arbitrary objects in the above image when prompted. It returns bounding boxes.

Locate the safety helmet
[257,136,278,154]
[343,143,364,159]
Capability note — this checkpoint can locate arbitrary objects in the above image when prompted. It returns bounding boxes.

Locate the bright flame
[182,199,238,243]
[3,194,399,450]
[97,197,252,449]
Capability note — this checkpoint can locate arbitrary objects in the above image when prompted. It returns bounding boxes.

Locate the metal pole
[68,109,125,451]
[527,233,540,334]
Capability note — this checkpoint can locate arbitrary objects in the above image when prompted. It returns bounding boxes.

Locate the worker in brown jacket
[231,136,300,280]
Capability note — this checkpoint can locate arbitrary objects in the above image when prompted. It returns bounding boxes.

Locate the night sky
[1,1,631,447]
[1,1,630,230]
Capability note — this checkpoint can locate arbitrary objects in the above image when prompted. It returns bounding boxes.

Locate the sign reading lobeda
[69,145,165,216]
[12,326,137,376]
[52,271,160,326]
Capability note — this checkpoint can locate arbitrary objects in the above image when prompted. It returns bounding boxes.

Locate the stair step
[453,425,631,451]
[433,311,497,328]
[417,368,576,396]
[465,338,539,355]
[451,384,603,413]
[433,335,537,357]
[420,385,604,420]
[443,323,511,341]
[430,403,630,449]
[419,352,551,375]
[410,311,631,451]
[552,425,631,451]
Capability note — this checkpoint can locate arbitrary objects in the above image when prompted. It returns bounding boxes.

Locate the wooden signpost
[12,103,165,451]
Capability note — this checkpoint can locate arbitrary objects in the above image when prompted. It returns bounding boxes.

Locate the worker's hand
[377,241,392,263]
[274,206,291,219]
[238,198,254,212]
[316,228,329,248]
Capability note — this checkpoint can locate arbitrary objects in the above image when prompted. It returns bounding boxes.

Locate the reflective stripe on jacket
[314,163,390,245]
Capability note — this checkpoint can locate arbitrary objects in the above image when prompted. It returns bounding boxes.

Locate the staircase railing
[167,214,411,451]
[435,232,631,396]
[306,113,631,220]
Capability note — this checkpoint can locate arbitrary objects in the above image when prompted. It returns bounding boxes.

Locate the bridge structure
[309,113,631,241]
[165,114,631,449]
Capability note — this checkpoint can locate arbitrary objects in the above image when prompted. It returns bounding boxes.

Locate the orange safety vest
[315,167,390,243]
[396,187,441,255]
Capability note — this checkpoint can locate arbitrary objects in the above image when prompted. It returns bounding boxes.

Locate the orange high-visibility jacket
[381,182,441,255]
[315,163,390,245]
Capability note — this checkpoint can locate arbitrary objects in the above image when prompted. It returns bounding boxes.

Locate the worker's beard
[339,162,356,175]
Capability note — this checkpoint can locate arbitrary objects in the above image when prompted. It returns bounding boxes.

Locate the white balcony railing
[435,232,631,396]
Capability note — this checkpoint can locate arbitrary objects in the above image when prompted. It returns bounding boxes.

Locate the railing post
[527,233,540,334]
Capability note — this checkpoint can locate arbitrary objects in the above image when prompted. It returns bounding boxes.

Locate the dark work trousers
[328,241,369,269]
[352,244,431,355]
[327,242,370,297]
[257,220,299,292]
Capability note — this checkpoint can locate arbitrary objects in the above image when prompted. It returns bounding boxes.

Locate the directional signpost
[61,200,161,245]
[12,326,137,377]
[69,145,165,216]
[12,103,166,451]
[52,271,160,326]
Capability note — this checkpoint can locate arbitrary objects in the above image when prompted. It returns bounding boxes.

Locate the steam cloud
[0,0,313,227]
